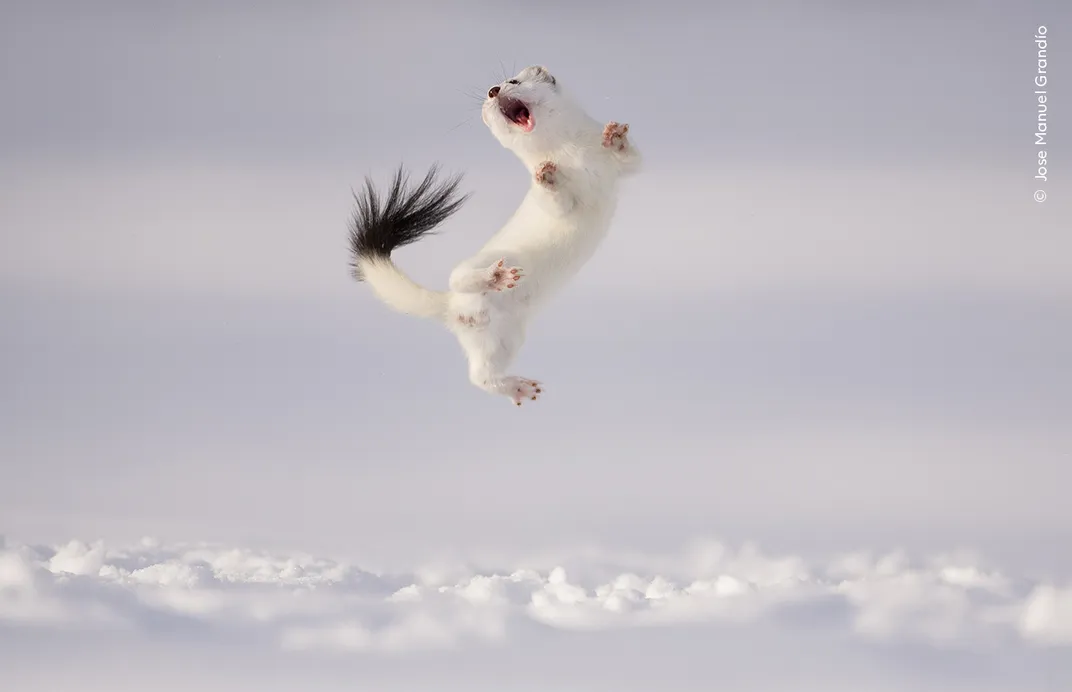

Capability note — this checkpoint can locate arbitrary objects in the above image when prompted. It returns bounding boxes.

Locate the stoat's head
[481,65,586,157]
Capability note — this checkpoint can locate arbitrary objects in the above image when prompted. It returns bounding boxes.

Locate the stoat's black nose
[488,85,501,98]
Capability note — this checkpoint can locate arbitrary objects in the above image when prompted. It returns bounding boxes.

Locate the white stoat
[349,65,640,406]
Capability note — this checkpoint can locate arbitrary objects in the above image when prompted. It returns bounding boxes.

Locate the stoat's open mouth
[498,96,534,132]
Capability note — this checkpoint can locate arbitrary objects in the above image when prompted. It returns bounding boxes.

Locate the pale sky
[1,1,1070,690]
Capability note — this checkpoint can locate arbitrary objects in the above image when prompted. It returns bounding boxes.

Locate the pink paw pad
[508,377,543,406]
[534,161,558,188]
[487,259,524,292]
[602,121,629,152]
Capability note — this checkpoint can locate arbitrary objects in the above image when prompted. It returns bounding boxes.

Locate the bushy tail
[348,164,469,320]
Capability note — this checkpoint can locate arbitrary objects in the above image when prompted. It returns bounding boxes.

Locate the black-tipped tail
[348,164,470,281]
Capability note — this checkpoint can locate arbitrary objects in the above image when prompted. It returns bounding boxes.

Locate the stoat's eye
[507,79,520,85]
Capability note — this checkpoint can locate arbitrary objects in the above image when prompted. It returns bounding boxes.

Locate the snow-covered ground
[3,535,1071,691]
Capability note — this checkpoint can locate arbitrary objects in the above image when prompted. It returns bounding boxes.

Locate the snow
[2,536,1069,653]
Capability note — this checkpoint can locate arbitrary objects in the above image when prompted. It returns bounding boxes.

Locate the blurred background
[1,0,1069,577]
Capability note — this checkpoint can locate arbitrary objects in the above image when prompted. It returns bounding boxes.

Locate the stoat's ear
[530,65,557,86]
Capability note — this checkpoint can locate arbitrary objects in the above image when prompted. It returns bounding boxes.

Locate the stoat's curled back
[349,65,640,406]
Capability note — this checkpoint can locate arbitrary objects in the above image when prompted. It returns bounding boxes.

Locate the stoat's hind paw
[534,161,558,188]
[602,121,630,152]
[455,310,489,328]
[487,259,524,292]
[506,377,543,406]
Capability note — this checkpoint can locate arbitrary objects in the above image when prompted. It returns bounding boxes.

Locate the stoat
[349,65,639,406]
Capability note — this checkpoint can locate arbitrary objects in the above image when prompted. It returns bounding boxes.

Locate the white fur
[357,65,639,405]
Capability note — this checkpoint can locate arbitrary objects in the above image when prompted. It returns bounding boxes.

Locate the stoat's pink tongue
[519,114,534,132]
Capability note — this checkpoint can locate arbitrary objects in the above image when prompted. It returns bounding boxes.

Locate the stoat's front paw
[486,258,524,292]
[534,161,558,188]
[602,121,630,152]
